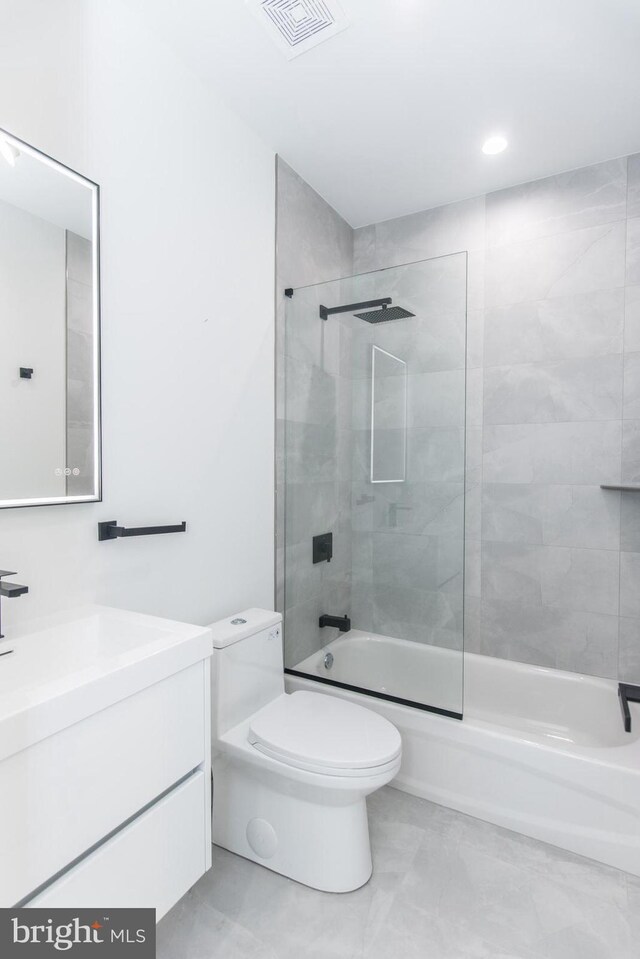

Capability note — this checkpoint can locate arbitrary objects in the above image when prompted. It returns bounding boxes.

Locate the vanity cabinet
[0,607,212,919]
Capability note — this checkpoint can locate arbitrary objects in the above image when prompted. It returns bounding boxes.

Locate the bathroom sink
[0,605,212,762]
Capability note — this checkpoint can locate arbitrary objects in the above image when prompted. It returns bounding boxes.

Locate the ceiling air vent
[247,0,350,60]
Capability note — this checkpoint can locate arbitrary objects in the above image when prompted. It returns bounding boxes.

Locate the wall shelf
[600,485,640,492]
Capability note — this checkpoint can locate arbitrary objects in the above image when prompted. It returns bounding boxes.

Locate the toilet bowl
[209,609,402,892]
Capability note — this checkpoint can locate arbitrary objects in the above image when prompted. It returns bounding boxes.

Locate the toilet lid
[248,691,402,772]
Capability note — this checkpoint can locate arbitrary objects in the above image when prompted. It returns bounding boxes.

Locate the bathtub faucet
[319,613,351,633]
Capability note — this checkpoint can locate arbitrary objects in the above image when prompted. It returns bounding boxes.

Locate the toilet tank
[209,609,284,739]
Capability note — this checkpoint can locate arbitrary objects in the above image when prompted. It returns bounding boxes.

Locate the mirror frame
[0,127,101,509]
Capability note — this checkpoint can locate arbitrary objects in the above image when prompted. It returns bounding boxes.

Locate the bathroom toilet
[209,608,402,893]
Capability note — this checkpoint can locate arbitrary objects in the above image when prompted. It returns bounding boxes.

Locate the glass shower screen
[282,253,467,717]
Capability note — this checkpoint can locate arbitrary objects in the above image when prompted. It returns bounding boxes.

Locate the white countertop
[0,605,212,762]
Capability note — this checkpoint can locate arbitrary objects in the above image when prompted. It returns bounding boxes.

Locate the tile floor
[157,786,640,958]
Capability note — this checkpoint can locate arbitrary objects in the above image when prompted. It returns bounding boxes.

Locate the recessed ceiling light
[482,135,508,156]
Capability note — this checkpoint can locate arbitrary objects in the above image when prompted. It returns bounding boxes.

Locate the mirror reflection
[0,129,100,508]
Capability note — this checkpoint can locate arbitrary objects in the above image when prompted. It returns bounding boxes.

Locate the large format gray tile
[482,483,620,550]
[541,546,619,616]
[479,598,619,676]
[465,484,482,542]
[541,486,620,549]
[408,369,465,428]
[466,367,483,428]
[371,481,464,537]
[626,217,640,285]
[624,285,640,353]
[623,352,640,419]
[407,428,466,483]
[158,787,639,959]
[466,308,485,370]
[351,581,374,632]
[486,158,627,247]
[353,223,376,273]
[372,584,434,646]
[283,597,324,667]
[381,254,468,322]
[465,427,483,488]
[467,249,486,312]
[622,420,640,484]
[276,157,353,289]
[619,617,640,684]
[353,312,466,375]
[482,541,545,606]
[482,541,619,616]
[373,588,462,651]
[284,540,323,607]
[628,153,640,219]
[483,421,622,485]
[620,551,640,618]
[368,195,485,269]
[485,220,626,309]
[372,530,438,590]
[285,480,349,546]
[483,355,622,424]
[464,595,483,654]
[157,891,278,959]
[284,421,338,483]
[620,492,640,551]
[484,289,624,367]
[284,356,337,427]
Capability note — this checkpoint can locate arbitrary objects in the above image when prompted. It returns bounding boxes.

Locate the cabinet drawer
[27,771,208,920]
[1,661,206,906]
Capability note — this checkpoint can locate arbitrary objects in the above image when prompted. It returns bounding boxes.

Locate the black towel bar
[98,520,187,541]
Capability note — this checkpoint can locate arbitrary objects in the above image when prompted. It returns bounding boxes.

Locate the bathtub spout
[319,614,351,633]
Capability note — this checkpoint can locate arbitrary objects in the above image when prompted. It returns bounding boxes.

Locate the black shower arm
[319,298,391,320]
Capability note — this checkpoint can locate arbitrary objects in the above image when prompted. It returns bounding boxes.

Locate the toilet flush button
[246,818,278,859]
[231,618,247,625]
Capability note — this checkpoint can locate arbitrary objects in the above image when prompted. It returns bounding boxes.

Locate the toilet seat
[248,690,402,777]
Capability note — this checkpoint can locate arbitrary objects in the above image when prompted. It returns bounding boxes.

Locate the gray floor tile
[157,786,637,959]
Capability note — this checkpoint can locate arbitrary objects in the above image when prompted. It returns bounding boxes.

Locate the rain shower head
[353,304,415,323]
[319,297,415,322]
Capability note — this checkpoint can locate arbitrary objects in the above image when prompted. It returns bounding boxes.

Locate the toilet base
[212,753,374,893]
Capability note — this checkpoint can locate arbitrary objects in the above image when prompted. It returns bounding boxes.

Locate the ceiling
[126,0,640,227]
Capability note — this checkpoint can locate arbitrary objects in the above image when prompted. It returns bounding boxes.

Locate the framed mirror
[0,128,100,508]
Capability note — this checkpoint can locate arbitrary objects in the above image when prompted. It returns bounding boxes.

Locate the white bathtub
[287,630,640,876]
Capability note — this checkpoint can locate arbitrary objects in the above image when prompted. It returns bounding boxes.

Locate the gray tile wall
[275,158,354,666]
[354,154,640,683]
[348,256,466,657]
[278,152,640,684]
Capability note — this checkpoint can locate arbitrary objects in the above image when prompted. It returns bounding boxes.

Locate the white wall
[0,199,66,500]
[0,0,275,629]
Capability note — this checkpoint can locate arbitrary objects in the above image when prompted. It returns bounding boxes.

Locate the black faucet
[319,613,351,633]
[0,570,29,641]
